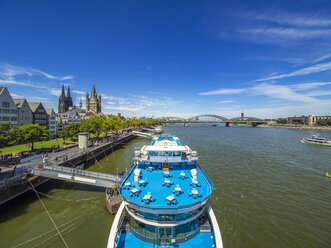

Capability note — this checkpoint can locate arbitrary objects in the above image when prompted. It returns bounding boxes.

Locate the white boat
[154,126,164,134]
[107,135,223,248]
[301,134,331,146]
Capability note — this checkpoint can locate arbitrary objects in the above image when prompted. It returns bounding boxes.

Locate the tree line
[59,116,159,142]
[0,116,159,150]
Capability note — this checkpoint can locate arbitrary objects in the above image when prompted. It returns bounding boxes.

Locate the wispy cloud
[199,81,331,103]
[102,93,185,115]
[27,96,56,104]
[0,63,73,81]
[199,88,245,95]
[239,27,331,40]
[217,100,233,104]
[72,90,86,95]
[229,11,331,44]
[256,61,331,82]
[246,12,331,28]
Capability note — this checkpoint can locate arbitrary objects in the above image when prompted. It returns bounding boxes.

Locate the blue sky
[1,0,331,119]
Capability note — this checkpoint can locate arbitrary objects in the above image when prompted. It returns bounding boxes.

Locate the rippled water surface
[0,125,330,248]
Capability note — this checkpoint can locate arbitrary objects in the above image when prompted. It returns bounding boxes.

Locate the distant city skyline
[1,0,331,118]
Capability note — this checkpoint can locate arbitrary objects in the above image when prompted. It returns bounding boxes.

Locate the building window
[11,117,17,121]
[2,102,10,108]
[3,117,10,121]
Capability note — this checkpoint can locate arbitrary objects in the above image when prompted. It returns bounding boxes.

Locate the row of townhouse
[0,87,56,135]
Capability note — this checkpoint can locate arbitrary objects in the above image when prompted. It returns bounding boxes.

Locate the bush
[316,119,327,126]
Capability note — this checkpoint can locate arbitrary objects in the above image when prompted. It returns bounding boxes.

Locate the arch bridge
[161,114,267,126]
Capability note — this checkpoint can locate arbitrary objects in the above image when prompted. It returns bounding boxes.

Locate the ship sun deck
[119,163,212,208]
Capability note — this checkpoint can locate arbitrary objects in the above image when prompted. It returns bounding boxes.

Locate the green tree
[20,124,51,150]
[64,123,81,141]
[103,116,124,135]
[328,119,331,126]
[0,122,11,148]
[58,130,68,144]
[276,119,287,124]
[316,119,327,126]
[80,115,105,139]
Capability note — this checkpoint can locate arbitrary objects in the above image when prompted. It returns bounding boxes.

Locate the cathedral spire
[67,85,71,98]
[61,84,65,97]
[66,85,73,108]
[91,84,97,98]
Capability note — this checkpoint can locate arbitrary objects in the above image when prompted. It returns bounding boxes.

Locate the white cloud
[215,100,331,119]
[240,27,331,40]
[11,93,23,98]
[47,88,61,97]
[0,63,73,81]
[256,61,331,82]
[199,81,331,103]
[199,88,245,95]
[72,90,86,95]
[27,96,56,104]
[217,100,233,104]
[246,12,331,28]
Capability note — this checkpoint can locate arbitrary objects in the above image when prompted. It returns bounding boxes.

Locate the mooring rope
[25,186,103,202]
[27,179,69,248]
[10,216,80,248]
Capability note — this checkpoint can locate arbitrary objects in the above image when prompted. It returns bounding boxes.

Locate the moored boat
[154,126,164,134]
[107,135,223,248]
[301,134,331,146]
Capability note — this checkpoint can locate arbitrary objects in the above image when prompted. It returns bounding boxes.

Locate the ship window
[158,214,174,221]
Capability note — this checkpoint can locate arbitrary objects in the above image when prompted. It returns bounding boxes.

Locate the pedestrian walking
[12,165,16,177]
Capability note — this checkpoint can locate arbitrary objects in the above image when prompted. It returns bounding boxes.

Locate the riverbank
[0,131,137,205]
[258,124,331,132]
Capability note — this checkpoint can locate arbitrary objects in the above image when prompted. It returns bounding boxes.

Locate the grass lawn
[0,138,76,154]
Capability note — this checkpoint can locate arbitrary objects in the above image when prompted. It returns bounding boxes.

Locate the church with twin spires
[58,84,73,113]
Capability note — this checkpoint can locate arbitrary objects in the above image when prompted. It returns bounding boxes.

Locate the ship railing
[133,155,198,162]
[40,165,118,181]
[124,194,209,210]
[118,164,136,189]
[195,163,214,192]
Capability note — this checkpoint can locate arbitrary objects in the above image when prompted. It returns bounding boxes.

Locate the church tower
[86,92,90,113]
[58,84,67,113]
[85,84,101,114]
[66,86,73,109]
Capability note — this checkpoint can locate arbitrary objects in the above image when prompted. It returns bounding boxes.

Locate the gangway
[29,165,119,188]
[142,127,155,132]
[132,131,152,138]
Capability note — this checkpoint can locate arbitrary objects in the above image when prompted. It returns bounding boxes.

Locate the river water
[0,125,330,248]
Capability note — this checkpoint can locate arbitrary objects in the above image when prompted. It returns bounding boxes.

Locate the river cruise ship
[301,134,331,146]
[107,135,222,248]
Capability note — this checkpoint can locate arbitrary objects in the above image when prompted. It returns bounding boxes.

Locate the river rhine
[0,125,330,248]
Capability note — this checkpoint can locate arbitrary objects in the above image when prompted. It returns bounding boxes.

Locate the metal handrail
[122,194,209,210]
[195,163,214,192]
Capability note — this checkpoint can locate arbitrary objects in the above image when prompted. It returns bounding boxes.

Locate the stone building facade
[28,102,48,128]
[45,108,56,135]
[86,85,101,114]
[0,87,18,127]
[13,99,33,126]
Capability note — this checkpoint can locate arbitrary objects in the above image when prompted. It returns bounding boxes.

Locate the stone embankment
[258,124,331,132]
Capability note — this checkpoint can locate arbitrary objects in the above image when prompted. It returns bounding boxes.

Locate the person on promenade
[12,166,16,177]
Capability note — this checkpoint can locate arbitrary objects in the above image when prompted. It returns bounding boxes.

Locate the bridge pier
[226,122,232,127]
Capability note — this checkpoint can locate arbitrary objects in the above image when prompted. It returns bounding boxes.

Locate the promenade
[0,130,138,205]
